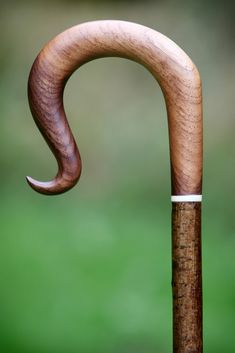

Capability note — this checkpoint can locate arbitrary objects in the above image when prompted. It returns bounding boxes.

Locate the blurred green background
[0,0,235,352]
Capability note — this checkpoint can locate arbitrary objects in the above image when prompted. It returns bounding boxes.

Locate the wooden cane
[27,20,203,353]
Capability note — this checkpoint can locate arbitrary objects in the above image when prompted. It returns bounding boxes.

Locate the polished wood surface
[27,20,203,353]
[27,20,202,196]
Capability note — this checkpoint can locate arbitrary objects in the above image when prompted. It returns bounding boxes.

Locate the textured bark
[172,202,202,353]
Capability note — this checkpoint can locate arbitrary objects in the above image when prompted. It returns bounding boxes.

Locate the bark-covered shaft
[172,202,202,353]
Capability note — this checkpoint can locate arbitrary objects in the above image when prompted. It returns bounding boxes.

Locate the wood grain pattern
[27,20,202,196]
[27,20,203,353]
[172,202,202,353]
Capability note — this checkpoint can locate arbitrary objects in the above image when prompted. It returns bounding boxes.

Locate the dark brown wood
[27,20,203,353]
[172,202,202,353]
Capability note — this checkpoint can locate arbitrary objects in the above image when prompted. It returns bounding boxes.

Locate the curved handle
[27,20,202,196]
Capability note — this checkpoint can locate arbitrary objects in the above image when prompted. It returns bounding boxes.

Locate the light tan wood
[27,20,202,196]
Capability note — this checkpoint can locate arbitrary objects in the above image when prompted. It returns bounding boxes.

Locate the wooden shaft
[27,20,203,353]
[27,20,202,196]
[172,202,202,353]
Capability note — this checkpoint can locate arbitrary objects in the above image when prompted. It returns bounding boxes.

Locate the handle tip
[26,175,78,195]
[26,176,57,195]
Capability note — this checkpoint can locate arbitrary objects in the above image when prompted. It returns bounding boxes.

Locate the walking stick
[27,20,203,353]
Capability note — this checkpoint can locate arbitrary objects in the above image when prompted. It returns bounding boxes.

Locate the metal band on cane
[171,195,202,202]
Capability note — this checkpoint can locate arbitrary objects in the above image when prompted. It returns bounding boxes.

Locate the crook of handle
[27,20,202,196]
